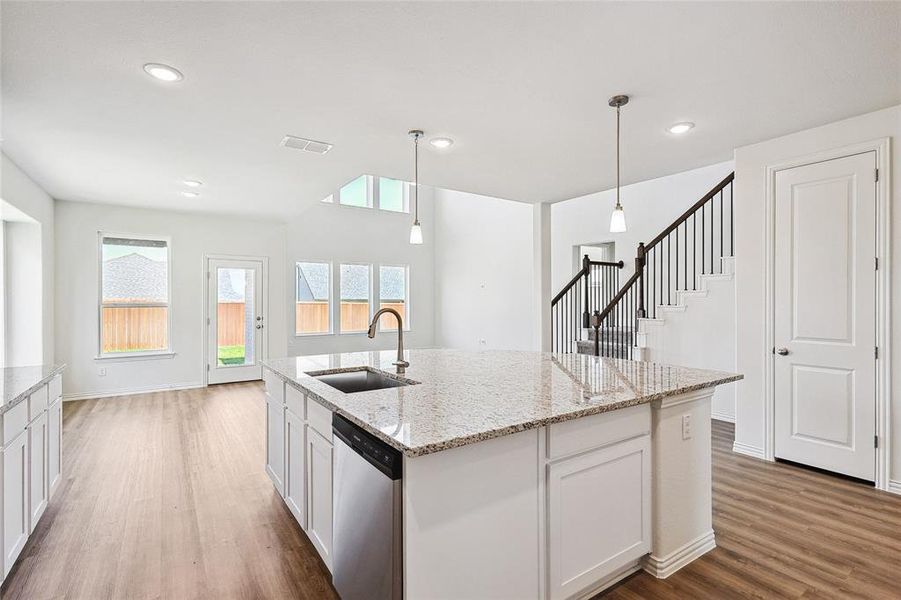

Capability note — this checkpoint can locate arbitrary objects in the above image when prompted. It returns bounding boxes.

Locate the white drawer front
[28,384,49,422]
[2,400,29,447]
[306,397,332,443]
[548,403,650,460]
[263,368,284,404]
[285,384,305,419]
[48,375,63,405]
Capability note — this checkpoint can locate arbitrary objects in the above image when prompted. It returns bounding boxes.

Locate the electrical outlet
[479,338,487,346]
[98,367,107,377]
[682,414,692,440]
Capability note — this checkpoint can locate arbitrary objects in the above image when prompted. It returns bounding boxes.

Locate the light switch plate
[682,414,692,440]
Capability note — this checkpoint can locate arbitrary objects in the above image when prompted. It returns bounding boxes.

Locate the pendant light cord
[413,134,420,224]
[615,104,621,209]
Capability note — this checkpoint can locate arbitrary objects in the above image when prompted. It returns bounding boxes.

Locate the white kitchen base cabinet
[3,430,29,578]
[48,399,62,498]
[265,396,285,496]
[28,411,49,531]
[283,408,306,528]
[306,427,333,570]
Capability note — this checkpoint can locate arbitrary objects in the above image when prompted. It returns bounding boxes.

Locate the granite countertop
[264,349,741,457]
[1,364,66,415]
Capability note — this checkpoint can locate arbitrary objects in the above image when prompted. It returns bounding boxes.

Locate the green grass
[218,345,246,366]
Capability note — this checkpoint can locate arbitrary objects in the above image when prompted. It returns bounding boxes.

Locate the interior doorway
[573,242,615,272]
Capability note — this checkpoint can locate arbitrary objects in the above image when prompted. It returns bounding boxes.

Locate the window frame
[377,264,411,332]
[96,231,173,359]
[338,262,374,335]
[294,260,334,337]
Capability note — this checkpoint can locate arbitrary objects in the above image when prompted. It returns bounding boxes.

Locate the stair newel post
[636,243,647,319]
[581,254,591,329]
[590,310,602,357]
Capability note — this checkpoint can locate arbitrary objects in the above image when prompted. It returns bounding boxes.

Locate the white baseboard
[63,382,204,401]
[732,441,767,460]
[711,411,735,424]
[887,480,901,496]
[642,530,716,579]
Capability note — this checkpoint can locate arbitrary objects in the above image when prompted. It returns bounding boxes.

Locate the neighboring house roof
[297,263,329,302]
[102,253,167,302]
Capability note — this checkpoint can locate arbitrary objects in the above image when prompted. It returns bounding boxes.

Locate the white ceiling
[2,2,899,218]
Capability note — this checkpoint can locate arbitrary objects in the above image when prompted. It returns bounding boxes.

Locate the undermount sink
[312,369,413,394]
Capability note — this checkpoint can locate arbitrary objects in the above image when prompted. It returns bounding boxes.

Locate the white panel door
[265,397,285,496]
[284,408,307,529]
[207,258,266,384]
[28,411,49,531]
[306,426,333,571]
[774,152,876,481]
[48,399,63,498]
[3,431,29,577]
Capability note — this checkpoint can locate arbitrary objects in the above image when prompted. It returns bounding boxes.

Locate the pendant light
[408,129,424,244]
[608,95,629,233]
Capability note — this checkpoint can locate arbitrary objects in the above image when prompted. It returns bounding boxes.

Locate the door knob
[776,347,790,356]
[256,324,263,329]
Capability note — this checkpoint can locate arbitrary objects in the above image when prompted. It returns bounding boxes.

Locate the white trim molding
[887,480,901,496]
[63,381,205,401]
[732,441,767,460]
[711,411,735,424]
[762,137,892,491]
[642,530,716,579]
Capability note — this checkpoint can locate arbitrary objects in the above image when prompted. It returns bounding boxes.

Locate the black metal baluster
[719,190,724,272]
[701,203,706,274]
[730,182,734,257]
[693,213,697,290]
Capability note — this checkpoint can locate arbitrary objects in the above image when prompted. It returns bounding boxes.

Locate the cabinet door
[284,409,306,529]
[547,435,651,600]
[265,398,285,496]
[306,426,333,571]
[3,431,29,577]
[48,399,62,499]
[28,411,49,532]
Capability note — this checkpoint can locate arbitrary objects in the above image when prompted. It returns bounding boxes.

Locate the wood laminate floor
[2,385,899,599]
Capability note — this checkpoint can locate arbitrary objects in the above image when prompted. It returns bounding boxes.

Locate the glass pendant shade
[609,204,627,233]
[409,222,423,244]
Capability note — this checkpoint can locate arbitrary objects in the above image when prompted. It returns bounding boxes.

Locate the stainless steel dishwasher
[332,413,403,600]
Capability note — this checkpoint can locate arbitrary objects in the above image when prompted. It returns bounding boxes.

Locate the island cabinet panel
[547,434,651,599]
[28,411,49,531]
[3,430,29,578]
[306,426,333,571]
[265,396,285,496]
[547,403,649,460]
[263,368,284,404]
[284,408,307,528]
[48,398,62,499]
[285,384,305,420]
[306,398,332,442]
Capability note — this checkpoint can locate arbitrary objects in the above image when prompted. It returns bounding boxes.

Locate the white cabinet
[306,426,333,570]
[28,411,48,531]
[48,399,62,498]
[3,430,29,578]
[547,434,651,600]
[265,396,285,496]
[284,408,306,528]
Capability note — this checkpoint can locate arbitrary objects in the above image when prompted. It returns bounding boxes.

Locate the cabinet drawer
[306,397,332,443]
[49,375,62,405]
[547,403,650,460]
[29,385,49,422]
[286,384,305,419]
[2,400,29,447]
[263,369,284,404]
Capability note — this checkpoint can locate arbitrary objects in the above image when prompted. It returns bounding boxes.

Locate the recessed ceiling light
[429,137,454,149]
[667,122,695,135]
[143,63,184,82]
[183,180,203,188]
[181,191,199,198]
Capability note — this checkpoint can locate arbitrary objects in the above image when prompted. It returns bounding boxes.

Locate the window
[322,175,410,213]
[99,234,170,356]
[378,177,408,213]
[379,265,409,330]
[339,175,370,208]
[296,262,331,335]
[339,264,371,333]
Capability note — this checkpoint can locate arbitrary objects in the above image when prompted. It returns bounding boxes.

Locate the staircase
[551,173,735,359]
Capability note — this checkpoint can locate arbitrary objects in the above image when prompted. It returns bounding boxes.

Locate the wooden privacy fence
[296,301,405,333]
[102,301,409,353]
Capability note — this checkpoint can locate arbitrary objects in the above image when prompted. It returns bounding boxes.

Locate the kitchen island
[263,349,740,600]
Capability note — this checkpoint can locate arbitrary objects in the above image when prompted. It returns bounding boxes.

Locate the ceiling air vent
[281,135,333,155]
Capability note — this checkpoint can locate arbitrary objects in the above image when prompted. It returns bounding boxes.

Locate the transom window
[99,234,170,356]
[321,175,410,213]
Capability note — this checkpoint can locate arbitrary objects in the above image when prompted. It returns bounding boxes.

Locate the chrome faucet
[367,308,410,374]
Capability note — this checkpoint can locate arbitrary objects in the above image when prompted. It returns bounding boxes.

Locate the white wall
[285,189,435,356]
[4,221,43,366]
[433,188,536,351]
[1,153,55,365]
[55,200,287,398]
[551,161,735,292]
[733,105,901,483]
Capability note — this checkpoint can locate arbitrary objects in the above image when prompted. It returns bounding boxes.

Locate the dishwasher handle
[333,413,403,480]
